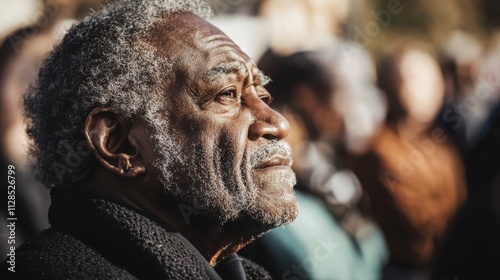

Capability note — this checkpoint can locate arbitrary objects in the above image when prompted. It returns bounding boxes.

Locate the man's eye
[220,89,237,98]
[215,88,239,104]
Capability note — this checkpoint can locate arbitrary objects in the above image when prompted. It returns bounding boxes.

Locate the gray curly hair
[24,0,212,188]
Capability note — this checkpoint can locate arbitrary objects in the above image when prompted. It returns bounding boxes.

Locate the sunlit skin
[83,13,297,266]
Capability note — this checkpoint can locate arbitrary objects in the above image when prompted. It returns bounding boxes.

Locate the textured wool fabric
[1,189,272,279]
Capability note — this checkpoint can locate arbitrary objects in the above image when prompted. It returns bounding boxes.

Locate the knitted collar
[48,189,225,280]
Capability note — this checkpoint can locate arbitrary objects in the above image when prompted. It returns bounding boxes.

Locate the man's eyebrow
[203,61,271,86]
[204,61,247,82]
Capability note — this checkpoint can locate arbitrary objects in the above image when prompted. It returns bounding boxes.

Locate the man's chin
[248,167,299,228]
[258,166,296,195]
[247,198,298,235]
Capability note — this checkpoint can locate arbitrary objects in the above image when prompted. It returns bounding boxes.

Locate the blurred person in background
[436,53,468,163]
[0,25,52,259]
[432,9,500,277]
[347,41,467,280]
[0,0,99,260]
[0,19,74,258]
[440,31,486,148]
[432,99,500,280]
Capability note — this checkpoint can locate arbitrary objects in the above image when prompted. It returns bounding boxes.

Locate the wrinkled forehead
[146,13,255,76]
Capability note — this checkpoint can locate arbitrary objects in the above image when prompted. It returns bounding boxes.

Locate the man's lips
[254,156,293,170]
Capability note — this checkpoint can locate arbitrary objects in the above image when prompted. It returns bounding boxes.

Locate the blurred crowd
[1,0,500,279]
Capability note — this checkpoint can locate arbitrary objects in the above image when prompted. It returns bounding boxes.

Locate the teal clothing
[257,192,388,280]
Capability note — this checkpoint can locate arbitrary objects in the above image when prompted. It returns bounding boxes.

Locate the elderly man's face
[147,13,298,229]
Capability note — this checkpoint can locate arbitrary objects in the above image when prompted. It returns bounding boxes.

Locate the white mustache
[250,141,292,168]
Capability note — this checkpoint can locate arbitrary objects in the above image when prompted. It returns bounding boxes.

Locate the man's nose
[248,98,290,141]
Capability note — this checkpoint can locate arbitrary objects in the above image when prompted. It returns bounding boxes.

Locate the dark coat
[1,190,271,280]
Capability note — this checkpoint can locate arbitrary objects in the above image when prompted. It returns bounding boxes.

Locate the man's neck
[145,204,257,266]
[86,176,256,266]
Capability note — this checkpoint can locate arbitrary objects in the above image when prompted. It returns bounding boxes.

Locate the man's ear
[84,107,146,178]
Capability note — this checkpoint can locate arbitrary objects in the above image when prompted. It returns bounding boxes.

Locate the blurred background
[1,0,500,279]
